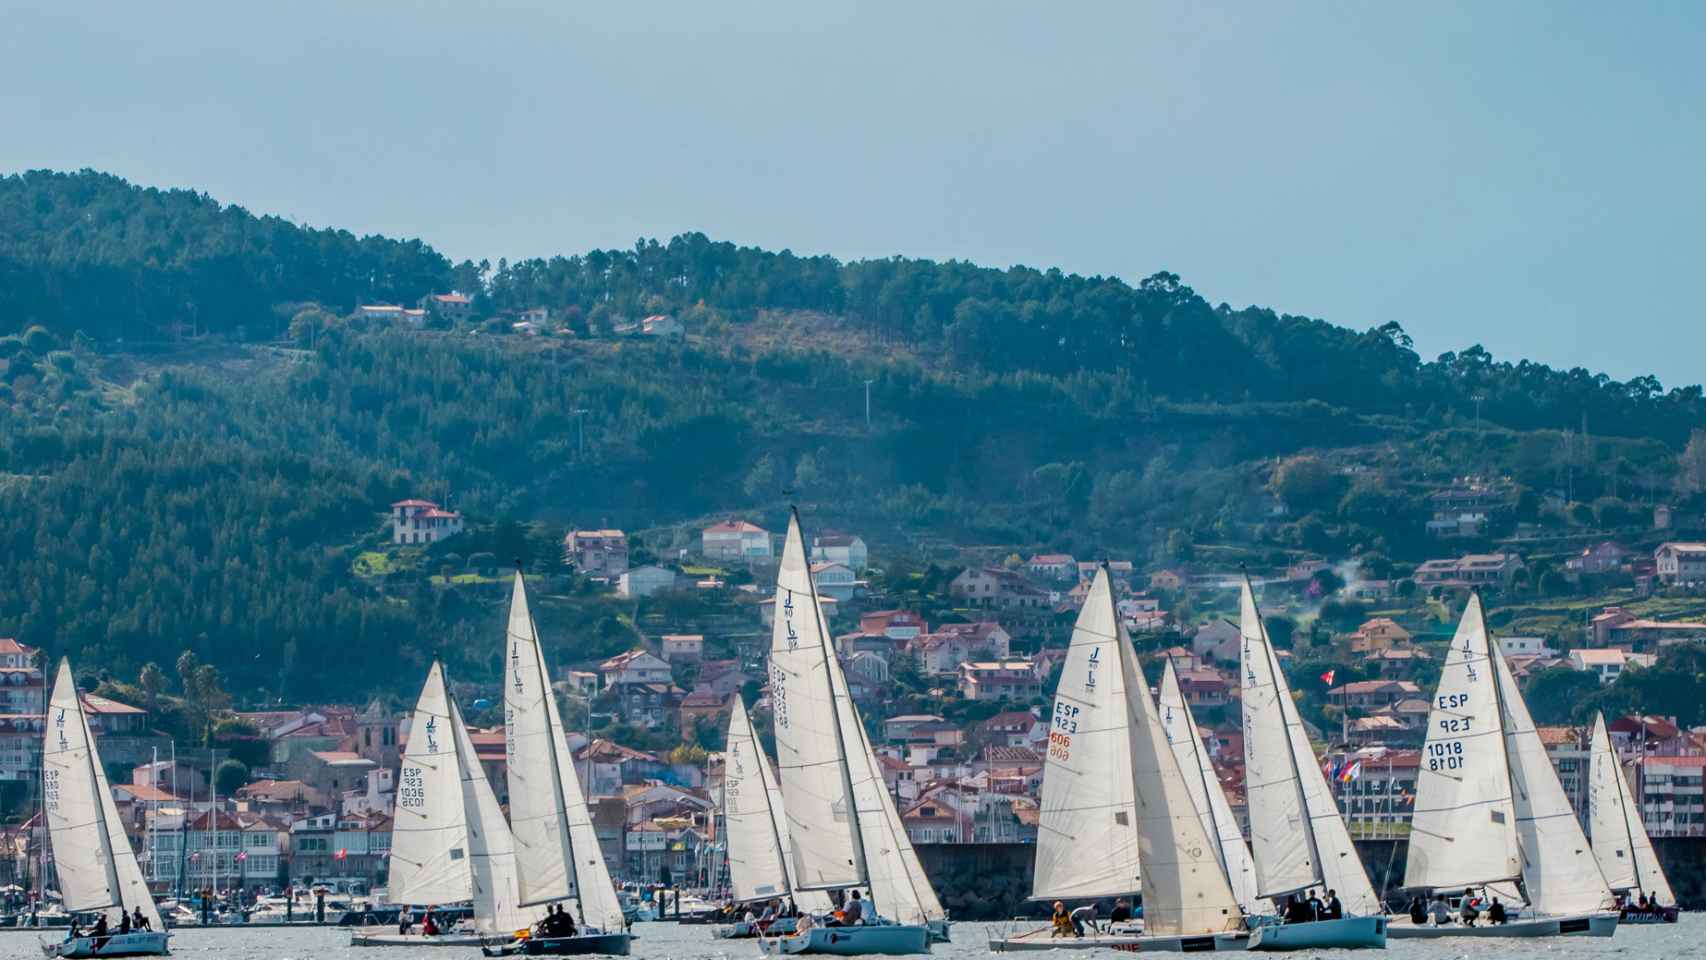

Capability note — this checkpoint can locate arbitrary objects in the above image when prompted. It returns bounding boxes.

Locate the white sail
[838,665,945,926]
[726,696,794,903]
[1589,714,1675,905]
[391,662,474,906]
[1588,714,1637,892]
[1242,582,1381,915]
[1033,568,1143,901]
[1405,594,1522,891]
[725,697,834,911]
[1117,572,1243,936]
[1494,648,1615,916]
[502,570,625,928]
[770,513,866,891]
[1239,586,1317,901]
[43,659,161,929]
[451,695,544,936]
[1158,658,1257,911]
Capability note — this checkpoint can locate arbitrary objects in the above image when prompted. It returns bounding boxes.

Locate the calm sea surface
[0,919,1699,960]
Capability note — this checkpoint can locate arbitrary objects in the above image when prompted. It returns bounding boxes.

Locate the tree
[215,758,250,795]
[176,651,232,746]
[1264,615,1297,650]
[1166,529,1195,562]
[1271,456,1343,511]
[1524,666,1603,724]
[743,454,777,499]
[1679,428,1706,495]
[792,453,821,492]
[137,662,165,713]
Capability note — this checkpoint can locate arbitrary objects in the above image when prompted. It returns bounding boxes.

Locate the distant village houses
[565,528,630,578]
[389,499,463,545]
[701,521,772,561]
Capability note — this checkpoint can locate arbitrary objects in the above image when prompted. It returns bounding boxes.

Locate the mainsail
[724,696,832,911]
[1114,569,1244,936]
[1158,658,1257,910]
[43,659,162,929]
[1238,580,1380,914]
[450,694,541,935]
[1405,593,1522,891]
[1033,567,1143,901]
[770,513,865,892]
[1589,713,1674,903]
[768,509,945,925]
[502,570,626,929]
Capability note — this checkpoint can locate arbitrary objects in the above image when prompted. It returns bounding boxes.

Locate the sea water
[2,918,1699,960]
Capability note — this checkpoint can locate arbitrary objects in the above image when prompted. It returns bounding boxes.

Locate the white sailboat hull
[989,927,1250,953]
[40,931,171,957]
[350,929,490,947]
[1386,911,1618,938]
[757,924,931,955]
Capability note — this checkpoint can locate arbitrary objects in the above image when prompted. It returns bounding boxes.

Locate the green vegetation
[2,170,1705,706]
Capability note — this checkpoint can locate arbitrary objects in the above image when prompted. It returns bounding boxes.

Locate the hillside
[1,170,1704,704]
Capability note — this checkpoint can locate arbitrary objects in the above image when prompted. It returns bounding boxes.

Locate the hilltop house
[1191,620,1241,663]
[1412,552,1525,589]
[811,532,869,571]
[1026,554,1077,581]
[702,521,772,561]
[1654,543,1706,586]
[1591,606,1706,650]
[949,568,1051,610]
[565,529,629,578]
[600,651,672,688]
[390,499,463,545]
[1567,542,1632,575]
[915,622,1012,676]
[1348,618,1412,653]
[421,292,473,320]
[1327,680,1423,710]
[1568,648,1654,684]
[959,660,1041,702]
[618,565,677,598]
[656,635,704,663]
[810,562,860,603]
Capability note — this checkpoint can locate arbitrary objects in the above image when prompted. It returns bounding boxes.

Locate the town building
[1191,620,1241,663]
[565,529,630,578]
[1590,606,1706,650]
[1412,552,1525,589]
[600,651,673,688]
[421,292,474,320]
[1566,542,1633,575]
[914,622,1011,676]
[958,660,1041,702]
[657,635,703,664]
[1347,618,1411,653]
[810,532,869,571]
[1655,542,1706,586]
[389,499,464,545]
[1025,554,1077,581]
[1567,648,1652,684]
[1326,680,1423,710]
[618,565,678,598]
[809,562,860,603]
[948,568,1051,610]
[701,521,772,561]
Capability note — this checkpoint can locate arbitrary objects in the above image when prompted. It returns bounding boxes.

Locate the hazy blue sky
[4,2,1702,386]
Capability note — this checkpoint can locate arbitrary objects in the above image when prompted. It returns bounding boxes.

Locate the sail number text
[1425,740,1465,771]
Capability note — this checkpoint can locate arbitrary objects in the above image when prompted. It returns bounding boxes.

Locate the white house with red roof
[1026,553,1077,581]
[914,621,1011,676]
[701,520,772,560]
[389,499,463,545]
[421,291,473,320]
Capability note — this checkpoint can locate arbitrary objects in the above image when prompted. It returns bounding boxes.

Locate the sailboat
[759,509,942,956]
[489,570,633,957]
[1157,658,1257,915]
[714,696,834,939]
[352,660,541,947]
[1393,592,1618,938]
[41,659,169,958]
[1588,713,1678,923]
[994,567,1249,953]
[1236,579,1385,950]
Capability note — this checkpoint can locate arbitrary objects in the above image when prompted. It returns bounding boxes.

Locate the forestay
[1239,584,1317,901]
[1588,713,1675,904]
[44,659,163,930]
[1158,658,1257,911]
[769,512,866,891]
[1033,569,1142,901]
[391,662,474,907]
[1405,594,1521,892]
[1118,571,1243,937]
[1495,649,1615,916]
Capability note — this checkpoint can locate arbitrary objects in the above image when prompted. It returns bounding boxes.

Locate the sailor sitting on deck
[1109,898,1132,925]
[118,910,132,935]
[91,914,109,939]
[1428,895,1453,926]
[1487,898,1507,925]
[133,906,150,932]
[792,911,816,938]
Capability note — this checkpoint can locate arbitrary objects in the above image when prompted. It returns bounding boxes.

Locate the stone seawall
[915,838,1706,920]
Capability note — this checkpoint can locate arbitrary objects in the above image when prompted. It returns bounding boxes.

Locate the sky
[3,2,1702,386]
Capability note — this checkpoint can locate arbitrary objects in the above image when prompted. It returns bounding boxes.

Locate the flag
[236,852,247,862]
[1320,669,1335,687]
[335,848,348,861]
[1327,756,1343,781]
[1340,760,1362,783]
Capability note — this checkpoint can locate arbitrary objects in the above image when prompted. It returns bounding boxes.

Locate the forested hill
[4,170,1703,441]
[0,169,1702,703]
